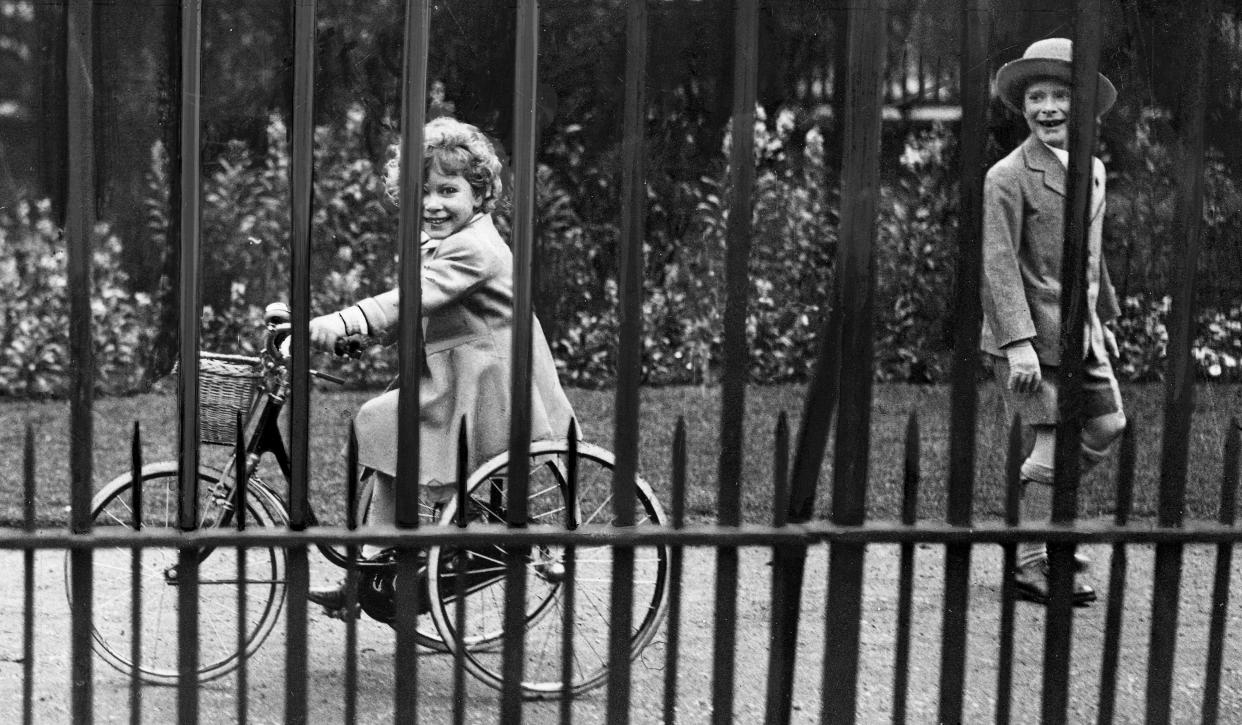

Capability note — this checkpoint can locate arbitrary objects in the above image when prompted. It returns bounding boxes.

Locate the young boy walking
[982,38,1127,605]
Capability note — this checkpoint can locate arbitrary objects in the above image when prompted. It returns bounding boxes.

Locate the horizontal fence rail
[16,519,1242,551]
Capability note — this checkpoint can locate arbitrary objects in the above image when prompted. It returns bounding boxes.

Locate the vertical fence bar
[1201,421,1240,725]
[22,425,35,724]
[662,419,687,725]
[66,2,94,532]
[717,0,759,534]
[65,0,95,718]
[607,1,649,717]
[765,170,845,725]
[502,0,540,718]
[288,0,316,532]
[453,420,469,725]
[234,413,249,725]
[394,3,429,525]
[394,0,431,718]
[130,423,144,724]
[939,2,988,720]
[613,0,647,530]
[712,2,759,721]
[176,547,200,724]
[176,0,202,530]
[995,415,1024,725]
[1146,1,1209,721]
[773,414,790,528]
[1096,422,1136,724]
[764,131,846,725]
[344,427,360,725]
[392,542,420,720]
[763,414,791,724]
[285,3,318,721]
[1044,1,1105,718]
[174,0,203,715]
[560,421,579,725]
[766,13,852,721]
[892,413,919,723]
[821,2,886,722]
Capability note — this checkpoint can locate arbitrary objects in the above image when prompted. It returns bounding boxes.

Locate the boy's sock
[1016,460,1054,568]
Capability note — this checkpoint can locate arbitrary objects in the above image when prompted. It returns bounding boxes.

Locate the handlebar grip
[334,336,365,359]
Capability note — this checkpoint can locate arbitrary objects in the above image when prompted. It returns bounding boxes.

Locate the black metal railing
[10,0,1236,723]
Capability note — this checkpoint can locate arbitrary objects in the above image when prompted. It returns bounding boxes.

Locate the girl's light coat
[350,214,575,487]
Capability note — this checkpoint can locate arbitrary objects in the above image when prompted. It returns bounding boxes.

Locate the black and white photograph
[1,0,1240,722]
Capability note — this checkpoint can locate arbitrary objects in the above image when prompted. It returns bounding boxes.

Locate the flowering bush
[4,104,1240,398]
[1195,306,1242,380]
[1112,293,1242,383]
[0,200,159,396]
[874,124,959,382]
[1112,294,1170,382]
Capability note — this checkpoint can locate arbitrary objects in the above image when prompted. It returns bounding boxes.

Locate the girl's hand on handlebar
[309,313,347,352]
[334,336,365,359]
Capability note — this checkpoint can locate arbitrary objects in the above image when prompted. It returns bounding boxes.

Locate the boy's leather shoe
[1012,558,1096,606]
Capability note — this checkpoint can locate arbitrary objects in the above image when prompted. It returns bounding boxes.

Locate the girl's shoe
[308,570,362,620]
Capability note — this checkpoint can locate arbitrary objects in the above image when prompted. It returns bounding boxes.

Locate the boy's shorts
[990,350,1122,426]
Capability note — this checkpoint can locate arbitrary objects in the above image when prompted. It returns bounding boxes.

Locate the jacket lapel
[1022,135,1065,197]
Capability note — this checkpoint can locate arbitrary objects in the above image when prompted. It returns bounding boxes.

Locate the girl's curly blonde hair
[383,117,504,212]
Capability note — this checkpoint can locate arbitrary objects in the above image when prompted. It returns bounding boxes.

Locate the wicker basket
[197,352,262,446]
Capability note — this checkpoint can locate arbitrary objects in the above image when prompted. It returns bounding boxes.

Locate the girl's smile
[423,168,482,239]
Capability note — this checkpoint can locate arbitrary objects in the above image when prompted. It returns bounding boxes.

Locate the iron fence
[7,0,1240,723]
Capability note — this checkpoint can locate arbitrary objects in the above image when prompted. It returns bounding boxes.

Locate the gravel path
[2,537,1240,723]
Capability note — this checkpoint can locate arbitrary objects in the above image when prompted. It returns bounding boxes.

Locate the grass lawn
[1,382,1239,527]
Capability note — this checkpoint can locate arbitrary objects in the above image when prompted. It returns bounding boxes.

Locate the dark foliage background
[1,0,1240,396]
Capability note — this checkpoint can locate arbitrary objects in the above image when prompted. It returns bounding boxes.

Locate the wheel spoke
[99,500,133,528]
[530,505,568,521]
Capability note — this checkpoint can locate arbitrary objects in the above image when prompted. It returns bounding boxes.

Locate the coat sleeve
[981,166,1038,349]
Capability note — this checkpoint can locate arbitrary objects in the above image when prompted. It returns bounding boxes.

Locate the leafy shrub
[0,200,159,396]
[1112,294,1171,382]
[1105,111,1242,308]
[560,109,963,387]
[874,124,959,382]
[143,109,404,387]
[1113,293,1242,383]
[6,102,1240,399]
[617,106,837,386]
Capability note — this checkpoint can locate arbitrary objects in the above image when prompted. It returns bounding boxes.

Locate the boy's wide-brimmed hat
[995,37,1117,116]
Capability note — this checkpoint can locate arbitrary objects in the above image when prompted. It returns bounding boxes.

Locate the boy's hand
[1103,326,1119,358]
[310,313,347,351]
[1004,341,1041,395]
